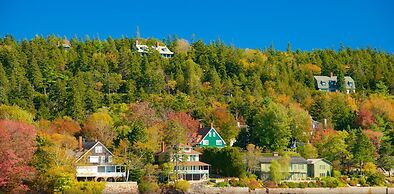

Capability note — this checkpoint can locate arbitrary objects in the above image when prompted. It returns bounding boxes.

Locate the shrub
[367,172,385,186]
[175,180,191,192]
[359,176,367,186]
[307,181,317,188]
[138,177,160,194]
[278,182,289,188]
[349,178,358,186]
[333,170,341,178]
[247,178,262,190]
[298,182,307,188]
[322,177,339,188]
[286,182,298,188]
[214,181,230,187]
[65,181,105,194]
[229,178,239,187]
[264,180,277,188]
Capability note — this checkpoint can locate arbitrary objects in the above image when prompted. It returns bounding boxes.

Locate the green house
[192,126,226,148]
[307,159,332,178]
[259,155,308,181]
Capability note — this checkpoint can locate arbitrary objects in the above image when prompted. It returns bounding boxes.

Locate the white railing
[76,166,126,177]
[176,169,209,174]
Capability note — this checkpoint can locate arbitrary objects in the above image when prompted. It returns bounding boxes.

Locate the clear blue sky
[1,0,394,52]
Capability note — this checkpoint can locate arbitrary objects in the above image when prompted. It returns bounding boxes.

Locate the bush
[322,177,339,188]
[65,181,105,194]
[214,181,230,187]
[278,182,289,188]
[307,181,317,188]
[138,177,160,194]
[264,180,277,188]
[286,182,298,188]
[247,178,262,190]
[333,170,341,178]
[175,180,191,192]
[349,178,358,186]
[229,178,239,187]
[298,182,307,188]
[359,176,367,186]
[367,172,385,186]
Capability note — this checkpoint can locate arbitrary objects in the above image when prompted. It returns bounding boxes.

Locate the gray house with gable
[314,74,355,93]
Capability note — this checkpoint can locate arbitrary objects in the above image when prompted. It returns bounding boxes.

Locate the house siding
[307,160,332,178]
[260,163,307,181]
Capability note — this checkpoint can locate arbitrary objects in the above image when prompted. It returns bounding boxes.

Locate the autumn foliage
[0,120,37,193]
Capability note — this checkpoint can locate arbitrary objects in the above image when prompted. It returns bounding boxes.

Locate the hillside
[0,35,393,193]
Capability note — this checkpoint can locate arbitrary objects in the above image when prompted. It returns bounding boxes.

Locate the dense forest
[0,35,393,193]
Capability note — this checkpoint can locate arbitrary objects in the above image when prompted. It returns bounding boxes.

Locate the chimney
[272,152,279,157]
[135,39,139,45]
[156,41,159,47]
[79,136,83,151]
[237,121,240,128]
[161,142,165,153]
[199,123,203,129]
[210,122,214,129]
[330,72,333,78]
[323,118,328,129]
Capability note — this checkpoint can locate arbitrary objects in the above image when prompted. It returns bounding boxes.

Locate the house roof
[178,161,210,166]
[259,156,308,164]
[135,43,174,55]
[314,76,355,89]
[153,45,174,55]
[307,158,332,165]
[191,127,226,145]
[75,141,113,163]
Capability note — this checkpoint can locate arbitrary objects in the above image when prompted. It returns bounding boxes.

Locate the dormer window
[95,146,103,153]
[348,82,353,87]
[321,81,326,86]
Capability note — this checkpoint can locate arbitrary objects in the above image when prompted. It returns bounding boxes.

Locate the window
[320,165,325,169]
[98,166,105,172]
[213,132,216,137]
[189,155,196,161]
[202,140,209,145]
[108,156,112,163]
[89,156,99,163]
[216,140,222,145]
[348,82,353,87]
[95,146,103,153]
[320,173,326,177]
[100,156,105,163]
[321,81,326,86]
[209,131,212,137]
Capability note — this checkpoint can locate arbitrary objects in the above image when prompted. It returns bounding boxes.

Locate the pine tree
[0,63,9,104]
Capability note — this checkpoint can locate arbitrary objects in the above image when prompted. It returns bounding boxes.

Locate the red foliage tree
[0,120,37,193]
[356,108,375,129]
[168,112,199,143]
[50,117,81,135]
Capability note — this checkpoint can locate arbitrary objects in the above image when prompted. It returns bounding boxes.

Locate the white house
[135,40,174,58]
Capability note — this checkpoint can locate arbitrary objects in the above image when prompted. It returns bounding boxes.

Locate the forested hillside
[0,35,393,192]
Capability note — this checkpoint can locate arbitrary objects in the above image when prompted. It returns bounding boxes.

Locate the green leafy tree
[253,101,291,151]
[351,129,375,173]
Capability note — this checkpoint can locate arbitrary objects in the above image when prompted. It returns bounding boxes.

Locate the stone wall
[190,186,394,194]
[103,182,138,194]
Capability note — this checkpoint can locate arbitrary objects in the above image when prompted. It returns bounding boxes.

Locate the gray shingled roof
[259,156,307,164]
[314,76,355,90]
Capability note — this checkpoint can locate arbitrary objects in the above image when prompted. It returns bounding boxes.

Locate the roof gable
[199,127,226,145]
[75,141,113,163]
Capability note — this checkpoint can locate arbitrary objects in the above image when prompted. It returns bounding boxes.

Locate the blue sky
[1,0,394,52]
